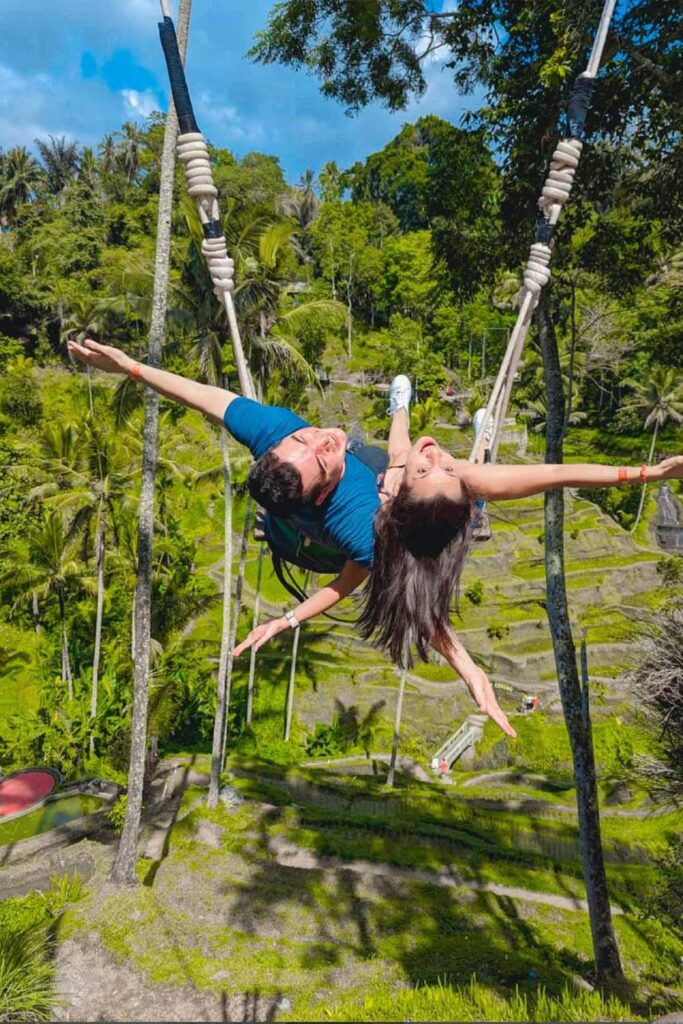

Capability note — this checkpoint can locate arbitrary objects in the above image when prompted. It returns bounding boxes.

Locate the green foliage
[0,926,58,1022]
[0,874,86,1022]
[105,794,128,835]
[486,623,510,641]
[0,357,43,425]
[636,835,683,941]
[465,579,485,606]
[656,555,683,589]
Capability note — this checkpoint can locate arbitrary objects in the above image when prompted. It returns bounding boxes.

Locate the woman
[359,378,683,670]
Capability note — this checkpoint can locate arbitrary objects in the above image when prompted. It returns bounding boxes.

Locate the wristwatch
[284,610,300,630]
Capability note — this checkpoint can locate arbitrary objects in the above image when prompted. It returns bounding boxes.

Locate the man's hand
[67,338,135,376]
[232,617,290,657]
[656,456,683,481]
[463,666,517,738]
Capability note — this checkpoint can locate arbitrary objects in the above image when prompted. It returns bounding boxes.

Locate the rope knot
[177,132,234,296]
[522,242,552,296]
[538,138,583,217]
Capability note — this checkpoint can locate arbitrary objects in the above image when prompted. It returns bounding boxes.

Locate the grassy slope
[53,764,682,1021]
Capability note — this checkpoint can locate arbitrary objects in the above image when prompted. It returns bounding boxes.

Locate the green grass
[64,777,682,1023]
[0,874,88,1023]
[315,978,649,1022]
[510,552,656,582]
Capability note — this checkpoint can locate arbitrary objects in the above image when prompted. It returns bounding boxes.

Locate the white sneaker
[472,407,494,445]
[388,375,412,417]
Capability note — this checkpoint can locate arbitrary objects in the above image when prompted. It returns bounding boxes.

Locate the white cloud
[121,0,161,24]
[0,63,60,147]
[197,91,265,144]
[120,88,159,118]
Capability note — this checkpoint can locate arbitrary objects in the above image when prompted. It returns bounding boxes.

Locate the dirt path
[55,931,282,1023]
[268,835,623,916]
[301,752,432,782]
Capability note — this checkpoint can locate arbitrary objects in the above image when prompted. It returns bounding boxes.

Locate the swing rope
[469,0,618,466]
[157,0,256,402]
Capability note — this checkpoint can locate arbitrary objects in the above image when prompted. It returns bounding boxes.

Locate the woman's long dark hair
[358,485,474,667]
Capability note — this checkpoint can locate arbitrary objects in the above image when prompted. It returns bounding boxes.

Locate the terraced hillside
[187,445,667,764]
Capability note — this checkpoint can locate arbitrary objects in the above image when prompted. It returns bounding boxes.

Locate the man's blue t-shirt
[224,397,379,568]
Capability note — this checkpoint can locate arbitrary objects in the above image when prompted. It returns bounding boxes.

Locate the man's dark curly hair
[247,448,321,517]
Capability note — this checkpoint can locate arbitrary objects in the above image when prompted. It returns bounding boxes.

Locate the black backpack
[264,443,387,601]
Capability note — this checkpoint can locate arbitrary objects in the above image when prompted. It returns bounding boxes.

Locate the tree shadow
[218,770,641,1005]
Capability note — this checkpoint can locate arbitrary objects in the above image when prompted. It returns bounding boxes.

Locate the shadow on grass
[210,764,683,1016]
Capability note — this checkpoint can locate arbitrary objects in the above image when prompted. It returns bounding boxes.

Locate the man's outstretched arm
[232,559,369,656]
[67,339,237,424]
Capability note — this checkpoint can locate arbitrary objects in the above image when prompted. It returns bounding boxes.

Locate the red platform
[0,769,60,820]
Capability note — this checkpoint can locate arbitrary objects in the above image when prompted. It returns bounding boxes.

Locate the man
[67,338,515,737]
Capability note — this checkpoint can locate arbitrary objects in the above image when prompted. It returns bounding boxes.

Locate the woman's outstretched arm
[430,631,517,739]
[460,458,683,502]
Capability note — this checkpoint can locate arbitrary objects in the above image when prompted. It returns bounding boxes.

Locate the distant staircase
[432,714,488,768]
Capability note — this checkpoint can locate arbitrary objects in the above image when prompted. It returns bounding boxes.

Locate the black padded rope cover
[535,220,555,244]
[204,219,223,239]
[158,15,199,135]
[567,74,596,141]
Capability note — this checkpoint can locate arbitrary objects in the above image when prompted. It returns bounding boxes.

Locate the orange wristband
[640,465,648,484]
[617,467,628,485]
[130,362,141,380]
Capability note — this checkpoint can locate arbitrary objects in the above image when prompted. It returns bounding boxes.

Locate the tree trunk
[246,543,265,727]
[631,422,658,532]
[386,667,407,789]
[61,622,73,701]
[345,256,354,358]
[284,623,300,742]
[90,519,105,755]
[537,289,624,989]
[109,0,192,885]
[563,276,577,438]
[208,429,233,808]
[220,498,252,768]
[58,589,73,700]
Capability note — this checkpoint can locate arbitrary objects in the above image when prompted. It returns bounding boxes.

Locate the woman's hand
[67,338,135,376]
[463,667,517,739]
[232,617,290,657]
[655,456,683,481]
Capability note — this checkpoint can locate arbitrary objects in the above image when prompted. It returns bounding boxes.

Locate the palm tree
[186,327,237,808]
[114,122,142,184]
[246,544,265,726]
[628,368,683,531]
[29,419,132,753]
[110,0,193,887]
[221,498,253,763]
[536,289,624,987]
[62,294,127,411]
[5,512,91,700]
[98,134,117,176]
[279,169,319,262]
[279,169,319,231]
[35,134,80,199]
[234,219,344,394]
[0,147,43,225]
[386,667,408,788]
[79,147,100,193]
[284,622,301,742]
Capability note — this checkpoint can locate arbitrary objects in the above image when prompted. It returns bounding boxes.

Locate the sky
[0,0,482,183]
